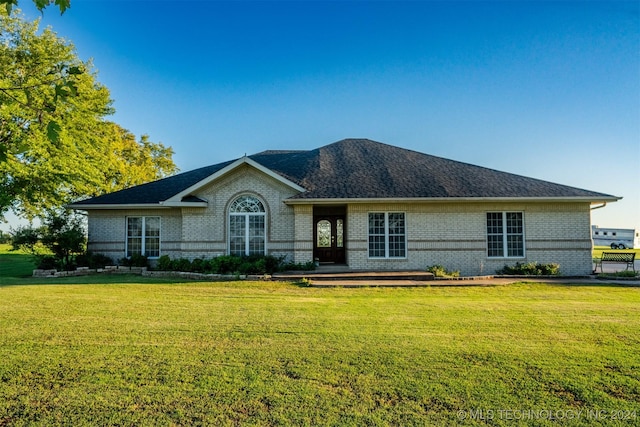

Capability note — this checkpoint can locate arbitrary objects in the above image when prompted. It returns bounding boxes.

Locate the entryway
[313,206,346,264]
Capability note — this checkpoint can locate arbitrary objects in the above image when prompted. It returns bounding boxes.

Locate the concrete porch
[272,264,435,281]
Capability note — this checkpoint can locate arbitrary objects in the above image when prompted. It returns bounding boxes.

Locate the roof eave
[283,196,622,205]
[68,203,173,210]
[160,201,208,208]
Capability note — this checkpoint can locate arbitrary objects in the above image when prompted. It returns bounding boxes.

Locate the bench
[594,252,636,273]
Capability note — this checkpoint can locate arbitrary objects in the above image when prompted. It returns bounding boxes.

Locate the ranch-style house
[69,138,619,276]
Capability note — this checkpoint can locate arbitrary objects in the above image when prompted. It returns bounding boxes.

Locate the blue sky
[5,0,639,231]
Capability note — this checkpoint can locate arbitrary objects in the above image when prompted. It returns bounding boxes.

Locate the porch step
[272,271,435,281]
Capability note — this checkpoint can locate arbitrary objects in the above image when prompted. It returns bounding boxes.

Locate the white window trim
[368,212,407,259]
[486,211,525,259]
[228,195,267,256]
[126,216,161,259]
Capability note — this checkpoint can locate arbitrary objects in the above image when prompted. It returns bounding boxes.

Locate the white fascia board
[165,157,305,203]
[160,201,208,208]
[283,196,622,205]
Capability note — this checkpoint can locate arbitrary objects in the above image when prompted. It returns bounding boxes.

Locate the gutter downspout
[590,202,607,210]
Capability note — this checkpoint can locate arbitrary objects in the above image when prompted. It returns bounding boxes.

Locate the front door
[314,215,345,263]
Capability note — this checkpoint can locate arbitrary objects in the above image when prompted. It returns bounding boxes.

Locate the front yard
[1,278,638,426]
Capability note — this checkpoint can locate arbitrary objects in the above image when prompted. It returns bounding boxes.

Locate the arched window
[229,195,266,256]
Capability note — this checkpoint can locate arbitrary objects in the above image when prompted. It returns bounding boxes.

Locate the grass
[1,244,639,425]
[0,279,639,426]
[0,243,36,278]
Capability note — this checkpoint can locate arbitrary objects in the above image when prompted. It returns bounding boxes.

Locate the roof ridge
[253,149,308,155]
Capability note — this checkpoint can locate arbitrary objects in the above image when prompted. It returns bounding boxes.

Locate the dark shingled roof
[71,159,235,205]
[72,138,615,206]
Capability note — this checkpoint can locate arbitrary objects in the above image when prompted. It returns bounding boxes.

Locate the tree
[100,123,179,193]
[0,11,177,219]
[11,209,84,270]
[1,0,70,15]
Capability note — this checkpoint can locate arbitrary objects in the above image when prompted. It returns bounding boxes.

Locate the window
[368,212,406,258]
[317,220,331,247]
[487,212,524,258]
[127,217,160,258]
[229,195,266,256]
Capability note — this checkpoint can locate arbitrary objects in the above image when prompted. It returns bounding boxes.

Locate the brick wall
[293,205,313,264]
[180,164,298,260]
[87,209,182,262]
[342,201,593,276]
[86,173,594,275]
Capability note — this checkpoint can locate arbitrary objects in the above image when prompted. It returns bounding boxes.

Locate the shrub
[280,261,316,272]
[120,254,149,268]
[36,255,59,270]
[12,210,86,271]
[76,252,113,269]
[157,255,172,271]
[426,264,460,278]
[497,262,560,276]
[238,261,253,275]
[190,258,206,273]
[153,254,291,275]
[172,258,192,272]
[212,255,243,274]
[263,255,284,274]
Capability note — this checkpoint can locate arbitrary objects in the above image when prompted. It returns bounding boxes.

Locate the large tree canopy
[0,11,178,218]
[1,0,70,15]
[100,123,179,194]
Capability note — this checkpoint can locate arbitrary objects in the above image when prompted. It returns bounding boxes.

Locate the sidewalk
[276,261,639,288]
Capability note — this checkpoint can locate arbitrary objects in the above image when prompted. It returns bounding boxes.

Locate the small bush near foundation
[76,252,113,269]
[190,258,206,273]
[173,258,193,272]
[496,262,560,276]
[210,255,243,274]
[426,264,460,278]
[157,255,172,271]
[281,261,316,271]
[154,254,305,275]
[119,254,148,268]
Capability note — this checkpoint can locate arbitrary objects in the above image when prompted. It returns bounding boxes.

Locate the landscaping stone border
[33,266,146,278]
[32,266,271,281]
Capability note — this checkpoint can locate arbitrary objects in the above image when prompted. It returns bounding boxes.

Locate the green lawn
[1,244,639,425]
[0,243,36,278]
[1,279,638,426]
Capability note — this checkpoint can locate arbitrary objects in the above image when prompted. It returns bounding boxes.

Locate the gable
[164,156,305,205]
[190,162,303,212]
[69,157,304,209]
